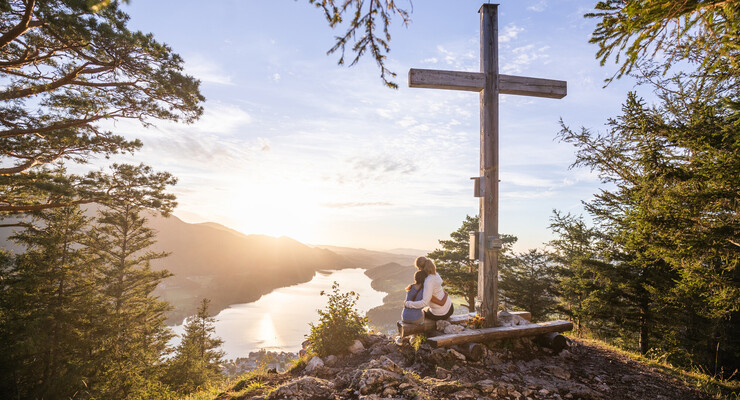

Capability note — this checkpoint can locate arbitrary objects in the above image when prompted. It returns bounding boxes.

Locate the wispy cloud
[351,155,417,176]
[527,0,548,12]
[191,102,252,134]
[500,24,524,43]
[320,201,393,208]
[185,54,234,85]
[501,45,551,74]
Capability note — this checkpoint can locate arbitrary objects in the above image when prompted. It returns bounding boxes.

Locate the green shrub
[307,281,368,357]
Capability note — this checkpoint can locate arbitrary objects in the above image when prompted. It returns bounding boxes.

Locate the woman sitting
[404,256,454,320]
[401,270,428,324]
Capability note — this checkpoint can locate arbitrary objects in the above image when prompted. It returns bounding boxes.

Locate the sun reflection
[255,312,280,349]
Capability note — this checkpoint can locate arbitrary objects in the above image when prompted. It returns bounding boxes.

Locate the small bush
[410,334,427,351]
[307,281,368,357]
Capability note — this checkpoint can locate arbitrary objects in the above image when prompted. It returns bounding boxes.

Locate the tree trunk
[639,298,650,354]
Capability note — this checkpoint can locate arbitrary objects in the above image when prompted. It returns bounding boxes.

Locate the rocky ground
[215,333,714,400]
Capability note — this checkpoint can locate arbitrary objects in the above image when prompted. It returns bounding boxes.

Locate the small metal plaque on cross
[409,4,567,327]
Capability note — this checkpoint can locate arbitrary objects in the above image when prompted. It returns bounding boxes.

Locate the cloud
[144,134,253,169]
[271,73,281,82]
[502,172,556,188]
[351,155,417,175]
[185,54,234,85]
[501,45,551,74]
[192,102,252,134]
[320,202,393,208]
[500,24,524,43]
[527,0,548,12]
[434,45,477,71]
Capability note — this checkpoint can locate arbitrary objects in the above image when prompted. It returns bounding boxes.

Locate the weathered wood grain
[397,311,532,337]
[427,319,573,348]
[408,68,484,91]
[499,74,567,99]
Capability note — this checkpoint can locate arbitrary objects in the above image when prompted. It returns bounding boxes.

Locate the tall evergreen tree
[428,215,517,313]
[558,87,739,367]
[84,164,177,399]
[0,205,99,399]
[499,249,558,322]
[166,298,225,395]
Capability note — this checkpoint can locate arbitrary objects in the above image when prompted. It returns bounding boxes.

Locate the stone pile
[228,332,711,400]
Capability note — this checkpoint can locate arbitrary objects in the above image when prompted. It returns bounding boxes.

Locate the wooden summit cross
[409,4,566,328]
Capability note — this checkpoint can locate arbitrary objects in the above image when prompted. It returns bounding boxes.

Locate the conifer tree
[0,205,98,399]
[0,0,203,213]
[499,249,558,321]
[166,299,225,394]
[428,215,517,313]
[84,164,177,399]
[558,88,739,367]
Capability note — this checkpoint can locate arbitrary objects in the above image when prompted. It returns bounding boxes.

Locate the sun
[226,182,323,243]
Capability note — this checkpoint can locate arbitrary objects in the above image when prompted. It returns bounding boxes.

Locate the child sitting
[401,270,428,324]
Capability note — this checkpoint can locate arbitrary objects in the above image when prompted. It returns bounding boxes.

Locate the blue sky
[107,0,642,252]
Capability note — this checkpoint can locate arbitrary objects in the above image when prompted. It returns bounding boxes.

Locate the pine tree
[558,88,739,367]
[84,164,177,399]
[166,299,225,394]
[499,249,558,321]
[0,0,203,213]
[428,215,517,313]
[0,205,99,399]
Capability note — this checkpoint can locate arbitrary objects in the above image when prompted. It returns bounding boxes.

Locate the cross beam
[409,69,566,98]
[408,4,566,328]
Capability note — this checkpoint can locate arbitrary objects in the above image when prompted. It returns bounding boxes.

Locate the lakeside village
[221,350,298,376]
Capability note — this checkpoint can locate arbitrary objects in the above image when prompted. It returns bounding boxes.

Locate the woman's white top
[404,273,452,316]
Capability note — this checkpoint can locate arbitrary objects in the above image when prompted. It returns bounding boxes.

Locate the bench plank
[427,320,573,348]
[397,311,531,337]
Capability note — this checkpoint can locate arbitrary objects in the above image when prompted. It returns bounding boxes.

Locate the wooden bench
[427,319,573,348]
[397,311,532,337]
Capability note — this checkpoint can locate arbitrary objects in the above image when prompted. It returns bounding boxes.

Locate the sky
[106,0,644,253]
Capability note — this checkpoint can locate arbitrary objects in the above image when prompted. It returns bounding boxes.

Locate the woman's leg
[424,304,455,321]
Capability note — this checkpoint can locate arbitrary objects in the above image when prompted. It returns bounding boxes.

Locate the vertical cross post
[408,3,566,329]
[478,4,499,328]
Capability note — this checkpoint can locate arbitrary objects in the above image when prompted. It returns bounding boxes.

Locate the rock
[436,366,453,379]
[450,388,479,399]
[357,368,403,394]
[348,339,365,354]
[365,356,403,374]
[443,324,464,334]
[324,355,337,366]
[436,320,452,331]
[596,383,610,392]
[369,346,386,356]
[485,353,503,366]
[545,365,571,380]
[304,356,324,374]
[268,376,334,400]
[448,348,466,362]
[381,387,398,397]
[476,379,495,393]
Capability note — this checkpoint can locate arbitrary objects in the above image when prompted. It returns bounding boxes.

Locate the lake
[169,268,387,359]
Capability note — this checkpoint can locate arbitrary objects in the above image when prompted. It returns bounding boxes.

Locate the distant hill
[384,248,429,257]
[364,262,417,331]
[311,245,417,269]
[0,212,417,324]
[142,215,360,323]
